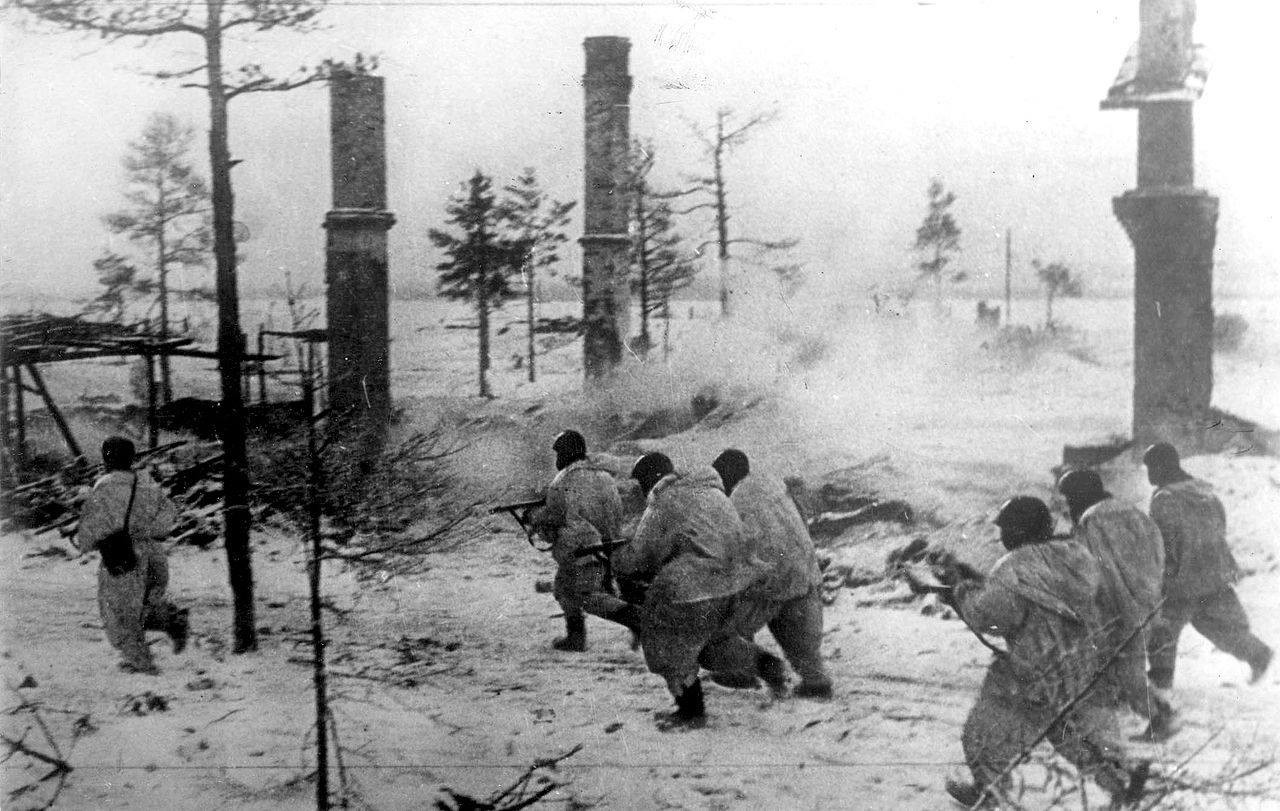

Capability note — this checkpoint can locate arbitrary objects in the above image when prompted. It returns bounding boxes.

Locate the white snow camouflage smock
[730,472,821,602]
[75,470,179,552]
[1150,478,1239,603]
[535,457,624,567]
[613,466,768,605]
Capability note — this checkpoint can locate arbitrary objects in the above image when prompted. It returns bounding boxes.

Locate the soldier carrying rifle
[520,431,623,653]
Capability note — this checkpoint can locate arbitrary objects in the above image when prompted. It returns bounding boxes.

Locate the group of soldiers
[526,430,1273,807]
[68,429,1272,808]
[527,431,832,730]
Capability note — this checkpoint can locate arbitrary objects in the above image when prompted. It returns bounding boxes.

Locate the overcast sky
[2,1,1278,307]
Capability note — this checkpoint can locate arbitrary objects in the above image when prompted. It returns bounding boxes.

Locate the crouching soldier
[711,449,832,699]
[75,436,189,675]
[1142,443,1272,689]
[943,496,1148,808]
[606,452,786,730]
[528,430,623,652]
[1057,469,1176,741]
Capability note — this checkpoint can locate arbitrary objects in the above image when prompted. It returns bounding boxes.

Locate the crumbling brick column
[581,36,632,381]
[1104,0,1216,452]
[324,70,395,425]
[1115,190,1217,449]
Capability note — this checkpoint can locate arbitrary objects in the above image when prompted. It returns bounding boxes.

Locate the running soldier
[528,430,623,652]
[610,452,785,730]
[1057,468,1176,741]
[711,449,832,699]
[75,436,189,675]
[940,496,1148,808]
[1142,443,1272,689]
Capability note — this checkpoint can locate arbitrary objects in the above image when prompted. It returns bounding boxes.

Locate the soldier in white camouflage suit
[528,431,623,652]
[75,437,189,675]
[711,449,832,699]
[941,496,1149,809]
[1057,468,1176,742]
[609,452,786,730]
[1141,443,1272,690]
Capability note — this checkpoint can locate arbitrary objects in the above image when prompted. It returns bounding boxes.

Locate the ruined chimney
[581,36,633,381]
[324,70,395,428]
[1104,0,1217,452]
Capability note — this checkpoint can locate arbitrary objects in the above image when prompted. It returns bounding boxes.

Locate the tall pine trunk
[205,0,256,654]
[662,299,671,362]
[477,284,491,399]
[156,178,174,404]
[525,258,536,383]
[634,193,651,356]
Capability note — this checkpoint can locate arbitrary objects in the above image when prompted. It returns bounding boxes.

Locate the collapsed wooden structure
[0,313,278,483]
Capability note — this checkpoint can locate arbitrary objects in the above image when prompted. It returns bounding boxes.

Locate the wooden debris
[1,441,224,548]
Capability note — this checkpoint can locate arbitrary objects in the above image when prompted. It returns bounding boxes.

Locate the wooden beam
[257,325,268,404]
[13,365,26,464]
[145,353,159,450]
[23,363,82,460]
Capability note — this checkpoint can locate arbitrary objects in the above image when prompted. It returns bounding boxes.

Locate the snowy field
[2,290,1279,809]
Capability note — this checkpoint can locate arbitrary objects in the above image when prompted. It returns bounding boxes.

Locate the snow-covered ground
[3,291,1279,809]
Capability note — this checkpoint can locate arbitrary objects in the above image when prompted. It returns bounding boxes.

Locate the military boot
[169,608,190,654]
[656,678,707,731]
[757,651,789,698]
[792,677,834,700]
[552,616,587,652]
[944,779,992,808]
[1132,700,1179,743]
[1249,646,1273,685]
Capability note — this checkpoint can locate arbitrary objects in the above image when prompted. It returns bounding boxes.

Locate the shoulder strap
[123,473,139,535]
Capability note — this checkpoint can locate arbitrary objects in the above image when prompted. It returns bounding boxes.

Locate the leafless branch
[721,108,779,147]
[11,0,205,39]
[727,237,799,251]
[669,202,718,216]
[435,745,583,811]
[151,62,208,80]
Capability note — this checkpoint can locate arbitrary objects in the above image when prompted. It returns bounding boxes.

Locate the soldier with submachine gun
[492,430,622,652]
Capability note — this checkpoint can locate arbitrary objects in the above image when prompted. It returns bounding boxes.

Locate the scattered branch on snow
[2,676,91,810]
[434,744,584,811]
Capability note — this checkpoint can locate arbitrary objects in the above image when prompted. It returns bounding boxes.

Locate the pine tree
[913,179,964,306]
[498,168,576,383]
[430,171,525,398]
[1033,259,1083,328]
[103,112,213,403]
[86,252,144,323]
[14,0,362,658]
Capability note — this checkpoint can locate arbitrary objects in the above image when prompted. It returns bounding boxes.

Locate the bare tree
[104,111,213,404]
[13,0,360,654]
[668,107,796,317]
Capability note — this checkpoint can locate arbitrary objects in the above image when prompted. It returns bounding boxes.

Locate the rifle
[575,540,630,596]
[897,560,1008,658]
[489,498,549,551]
